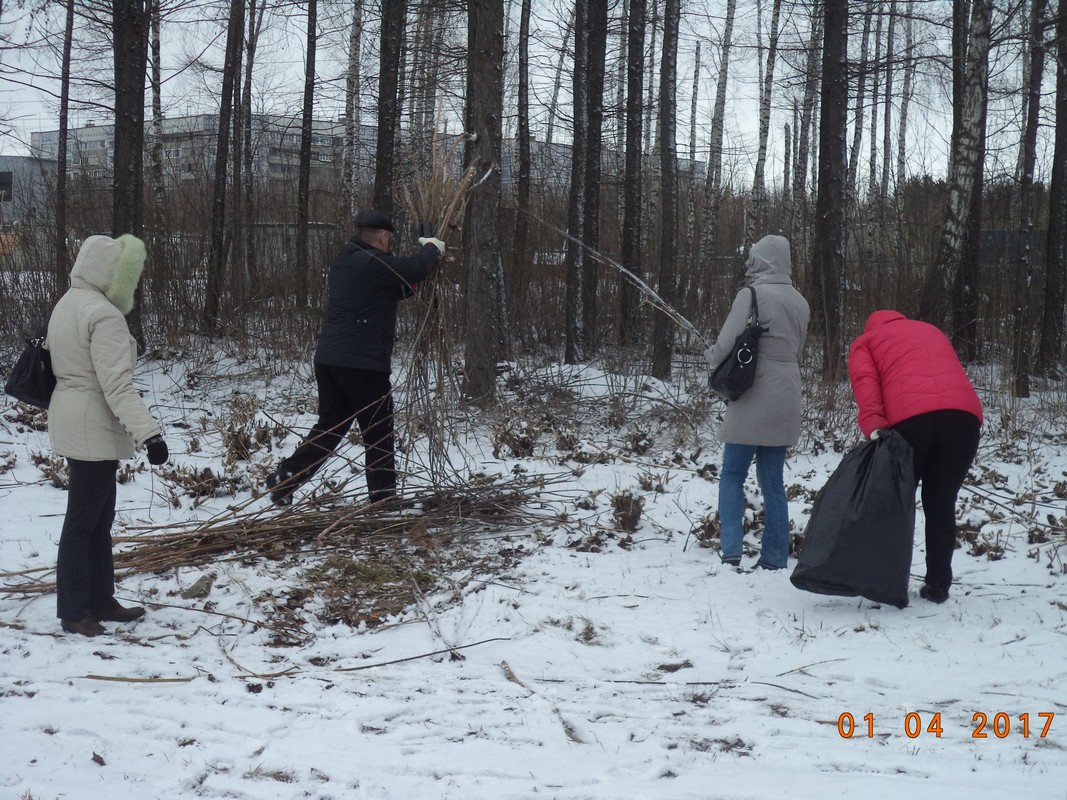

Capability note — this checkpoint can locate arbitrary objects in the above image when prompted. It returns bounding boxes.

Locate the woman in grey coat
[47,234,169,636]
[704,235,810,569]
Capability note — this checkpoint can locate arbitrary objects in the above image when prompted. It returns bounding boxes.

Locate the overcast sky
[0,2,1049,190]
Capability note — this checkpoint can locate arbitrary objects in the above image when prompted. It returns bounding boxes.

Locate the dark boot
[94,601,146,623]
[61,617,106,637]
[919,583,950,604]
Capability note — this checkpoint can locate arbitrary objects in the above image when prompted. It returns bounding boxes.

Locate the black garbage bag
[790,429,915,608]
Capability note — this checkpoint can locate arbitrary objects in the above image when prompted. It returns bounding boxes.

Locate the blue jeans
[718,444,790,568]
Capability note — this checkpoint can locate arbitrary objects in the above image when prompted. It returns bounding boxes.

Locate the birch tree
[1037,2,1067,376]
[894,5,915,191]
[748,0,781,244]
[919,0,991,329]
[700,0,736,277]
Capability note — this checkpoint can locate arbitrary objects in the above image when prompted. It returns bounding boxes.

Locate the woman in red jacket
[848,310,983,604]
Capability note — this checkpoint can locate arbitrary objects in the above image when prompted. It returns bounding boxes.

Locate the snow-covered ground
[1,352,1064,799]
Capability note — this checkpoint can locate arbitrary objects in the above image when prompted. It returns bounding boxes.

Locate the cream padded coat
[47,235,162,461]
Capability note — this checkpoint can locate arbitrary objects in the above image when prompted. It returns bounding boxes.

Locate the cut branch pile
[398,124,482,485]
[0,472,569,596]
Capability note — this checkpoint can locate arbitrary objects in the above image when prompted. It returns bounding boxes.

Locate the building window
[0,171,12,201]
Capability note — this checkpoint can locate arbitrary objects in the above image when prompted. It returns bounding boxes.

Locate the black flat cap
[353,209,395,232]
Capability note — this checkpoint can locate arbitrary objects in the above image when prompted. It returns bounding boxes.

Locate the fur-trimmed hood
[70,234,146,315]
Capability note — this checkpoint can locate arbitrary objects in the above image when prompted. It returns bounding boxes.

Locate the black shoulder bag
[5,325,56,409]
[709,286,767,402]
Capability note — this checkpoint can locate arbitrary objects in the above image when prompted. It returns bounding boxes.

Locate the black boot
[94,601,146,622]
[61,617,106,637]
[919,584,949,604]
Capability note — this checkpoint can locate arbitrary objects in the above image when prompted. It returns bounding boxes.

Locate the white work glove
[869,428,886,441]
[419,237,446,255]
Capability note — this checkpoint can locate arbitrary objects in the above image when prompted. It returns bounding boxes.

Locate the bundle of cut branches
[398,124,483,486]
[0,471,567,595]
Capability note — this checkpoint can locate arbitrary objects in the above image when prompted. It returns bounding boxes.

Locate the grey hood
[745,234,792,282]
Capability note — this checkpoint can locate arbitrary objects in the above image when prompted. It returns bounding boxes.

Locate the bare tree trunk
[1037,2,1067,376]
[564,0,606,363]
[791,4,821,257]
[228,0,246,306]
[296,0,317,308]
[686,41,700,275]
[341,2,363,227]
[895,5,915,191]
[373,2,406,216]
[112,0,149,346]
[203,0,245,335]
[54,0,74,295]
[619,0,645,346]
[880,0,897,197]
[464,0,507,403]
[1010,0,1047,397]
[847,0,874,194]
[651,0,678,381]
[813,0,848,378]
[544,11,573,151]
[919,0,991,328]
[580,0,606,353]
[748,0,781,245]
[701,0,736,278]
[242,0,265,291]
[867,4,883,195]
[513,0,532,318]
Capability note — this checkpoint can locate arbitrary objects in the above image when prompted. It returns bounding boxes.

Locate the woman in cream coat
[47,234,169,637]
[704,235,810,569]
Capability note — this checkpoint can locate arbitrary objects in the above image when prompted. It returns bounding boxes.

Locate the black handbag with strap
[5,325,56,409]
[709,286,767,402]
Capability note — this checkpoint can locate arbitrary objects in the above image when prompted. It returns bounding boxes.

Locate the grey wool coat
[47,234,162,461]
[704,235,810,447]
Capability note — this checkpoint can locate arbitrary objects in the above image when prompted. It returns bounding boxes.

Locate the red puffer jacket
[848,310,983,437]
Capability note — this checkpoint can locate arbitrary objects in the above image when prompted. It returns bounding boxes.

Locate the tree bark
[651,0,678,381]
[919,0,991,329]
[1010,0,1047,397]
[112,0,149,346]
[813,0,848,378]
[701,0,736,283]
[341,2,363,228]
[463,0,507,403]
[54,0,74,296]
[373,2,406,216]
[619,0,645,346]
[202,0,245,335]
[296,0,317,308]
[1037,0,1067,376]
[748,0,781,244]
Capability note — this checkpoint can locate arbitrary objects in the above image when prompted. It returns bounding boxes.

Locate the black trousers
[279,363,396,502]
[56,459,119,620]
[893,409,981,590]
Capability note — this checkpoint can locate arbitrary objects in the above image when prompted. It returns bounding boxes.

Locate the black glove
[145,435,169,465]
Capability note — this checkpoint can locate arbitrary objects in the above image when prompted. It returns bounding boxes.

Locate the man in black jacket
[266,209,445,506]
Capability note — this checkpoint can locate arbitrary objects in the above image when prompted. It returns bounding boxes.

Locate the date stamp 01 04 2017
[836,711,1056,740]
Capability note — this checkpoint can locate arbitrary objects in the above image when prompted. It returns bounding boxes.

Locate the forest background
[0,0,1065,401]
